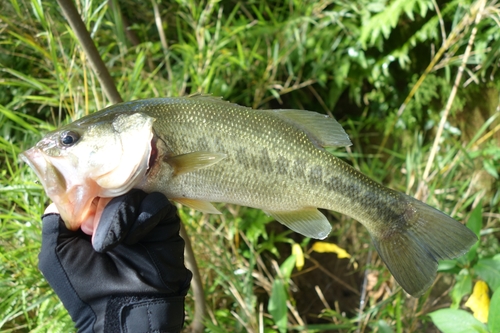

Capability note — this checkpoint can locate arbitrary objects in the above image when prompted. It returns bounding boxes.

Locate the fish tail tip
[371,198,477,297]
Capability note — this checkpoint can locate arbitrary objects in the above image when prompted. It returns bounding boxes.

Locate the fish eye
[60,131,80,146]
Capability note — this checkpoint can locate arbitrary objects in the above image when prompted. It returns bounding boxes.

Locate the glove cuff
[104,295,186,333]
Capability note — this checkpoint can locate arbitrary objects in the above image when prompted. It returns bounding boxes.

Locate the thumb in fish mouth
[80,197,113,237]
[43,197,113,239]
[44,203,59,215]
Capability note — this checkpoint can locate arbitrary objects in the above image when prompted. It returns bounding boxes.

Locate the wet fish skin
[137,97,476,296]
[21,95,477,297]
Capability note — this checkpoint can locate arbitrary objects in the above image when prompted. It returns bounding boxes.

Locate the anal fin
[265,208,332,239]
[175,198,222,214]
[166,151,227,176]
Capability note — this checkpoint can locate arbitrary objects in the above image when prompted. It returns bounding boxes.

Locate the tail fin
[371,197,477,297]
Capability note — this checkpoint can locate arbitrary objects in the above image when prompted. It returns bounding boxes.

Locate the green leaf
[376,319,394,333]
[438,259,459,272]
[268,279,287,333]
[466,204,482,262]
[483,160,499,179]
[429,309,488,333]
[1,68,54,93]
[451,270,472,309]
[479,37,500,78]
[467,204,483,237]
[475,257,500,291]
[489,287,500,333]
[359,0,420,48]
[0,106,40,134]
[280,255,297,280]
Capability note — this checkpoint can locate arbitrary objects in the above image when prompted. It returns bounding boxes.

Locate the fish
[21,95,477,297]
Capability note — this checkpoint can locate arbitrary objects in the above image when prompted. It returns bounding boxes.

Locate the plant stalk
[415,0,487,199]
[180,223,206,333]
[56,0,123,104]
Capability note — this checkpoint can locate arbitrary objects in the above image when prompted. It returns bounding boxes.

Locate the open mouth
[20,148,68,199]
[80,196,112,236]
[20,148,46,183]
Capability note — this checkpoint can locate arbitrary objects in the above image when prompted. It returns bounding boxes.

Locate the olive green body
[139,99,390,216]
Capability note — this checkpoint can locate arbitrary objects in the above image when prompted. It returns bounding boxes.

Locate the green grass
[1,0,500,332]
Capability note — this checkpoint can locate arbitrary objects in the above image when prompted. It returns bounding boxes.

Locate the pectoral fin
[166,151,227,176]
[265,208,332,239]
[175,198,222,214]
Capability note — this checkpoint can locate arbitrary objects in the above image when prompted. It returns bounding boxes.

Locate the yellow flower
[292,243,304,271]
[465,280,490,323]
[311,241,351,259]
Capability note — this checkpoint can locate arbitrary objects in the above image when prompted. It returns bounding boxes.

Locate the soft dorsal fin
[270,109,352,148]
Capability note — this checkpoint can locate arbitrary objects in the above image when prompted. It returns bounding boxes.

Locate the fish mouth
[22,124,154,233]
[20,147,99,230]
[20,148,49,186]
[20,148,68,200]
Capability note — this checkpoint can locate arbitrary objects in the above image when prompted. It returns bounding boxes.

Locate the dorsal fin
[269,109,352,148]
[187,94,252,109]
[187,95,351,147]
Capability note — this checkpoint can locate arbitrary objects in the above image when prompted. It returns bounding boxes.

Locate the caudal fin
[371,197,477,297]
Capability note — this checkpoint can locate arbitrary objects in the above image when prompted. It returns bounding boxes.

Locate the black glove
[38,190,192,333]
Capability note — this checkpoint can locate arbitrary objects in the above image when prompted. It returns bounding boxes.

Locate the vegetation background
[1,0,500,332]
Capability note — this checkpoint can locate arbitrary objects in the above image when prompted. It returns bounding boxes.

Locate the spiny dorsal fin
[265,208,332,239]
[187,94,252,109]
[165,151,227,176]
[187,95,351,147]
[269,109,352,148]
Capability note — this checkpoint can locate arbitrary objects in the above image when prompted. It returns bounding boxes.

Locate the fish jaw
[20,147,101,230]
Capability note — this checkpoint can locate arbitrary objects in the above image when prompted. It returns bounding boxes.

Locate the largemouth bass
[21,95,476,297]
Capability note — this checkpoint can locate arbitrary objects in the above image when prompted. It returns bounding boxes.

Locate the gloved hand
[38,190,192,333]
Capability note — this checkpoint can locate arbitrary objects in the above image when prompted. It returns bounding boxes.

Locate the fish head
[21,111,155,231]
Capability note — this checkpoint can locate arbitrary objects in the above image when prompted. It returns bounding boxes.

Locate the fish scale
[21,95,477,297]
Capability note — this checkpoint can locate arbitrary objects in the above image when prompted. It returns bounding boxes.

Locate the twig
[151,0,173,82]
[307,256,360,295]
[258,79,317,107]
[431,0,447,43]
[415,0,487,199]
[287,299,306,328]
[314,285,331,310]
[56,0,123,104]
[356,249,372,333]
[180,223,207,333]
[473,121,500,147]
